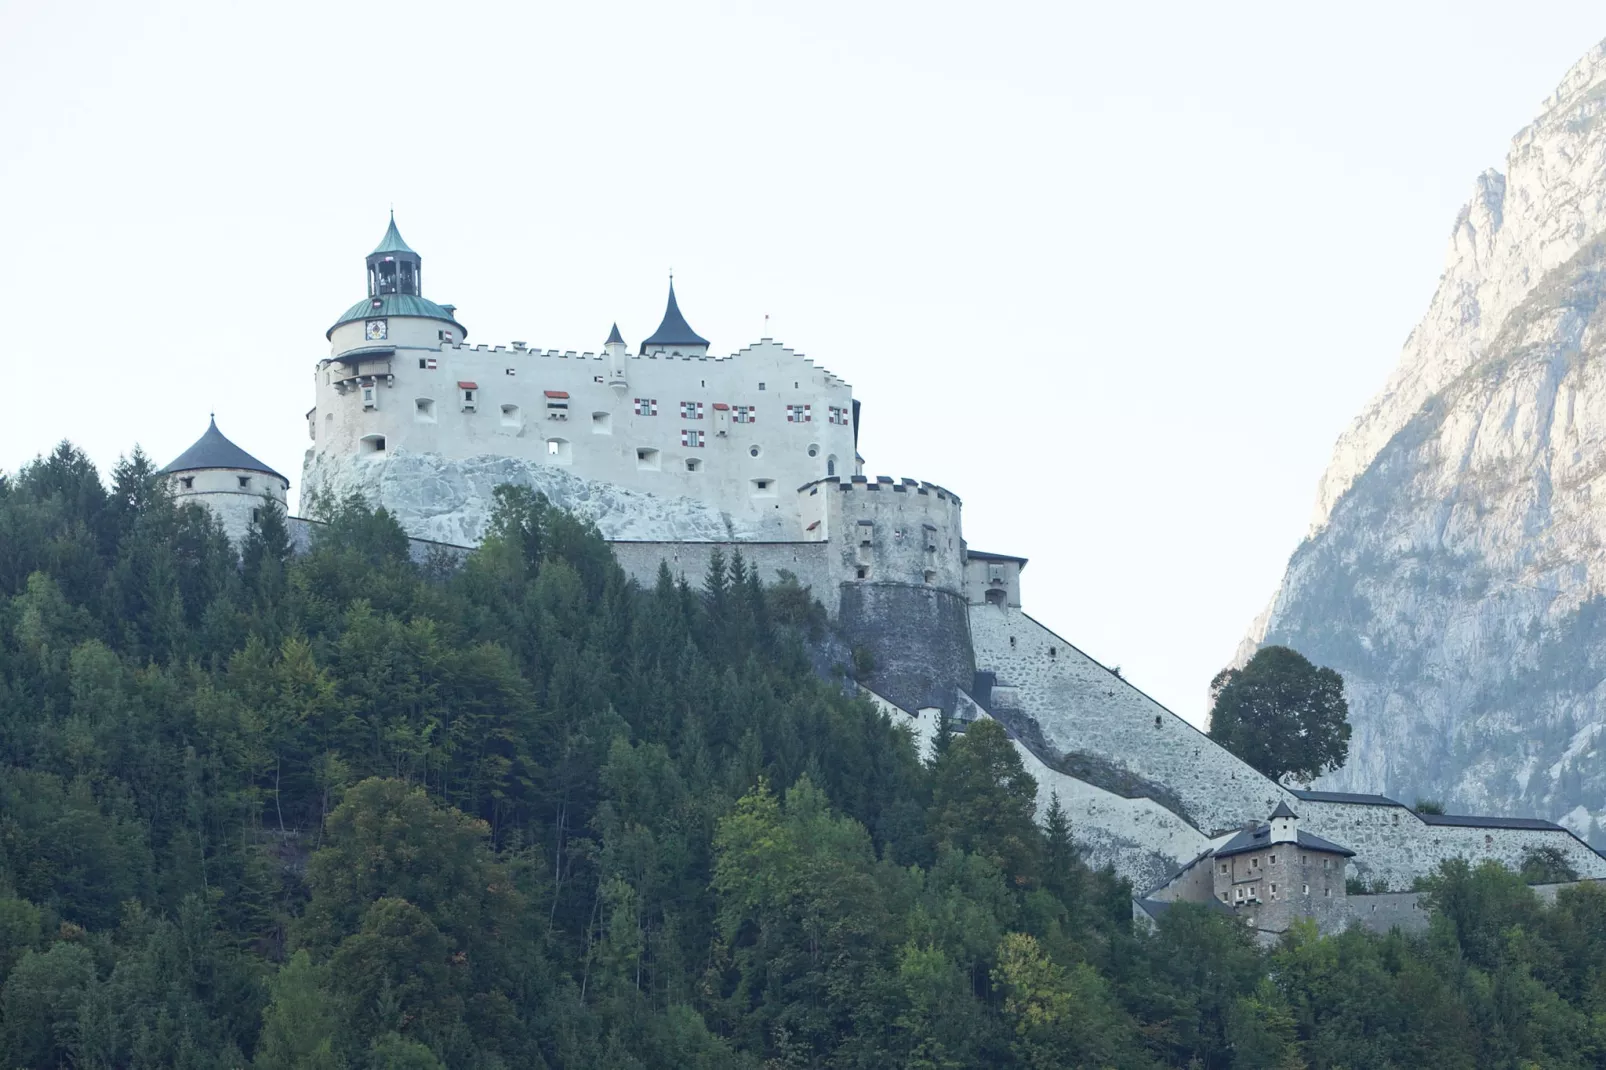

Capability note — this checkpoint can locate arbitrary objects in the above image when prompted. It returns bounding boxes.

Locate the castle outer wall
[306,333,856,540]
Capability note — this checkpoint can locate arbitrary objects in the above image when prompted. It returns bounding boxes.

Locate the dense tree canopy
[0,442,1600,1067]
[1208,645,1352,785]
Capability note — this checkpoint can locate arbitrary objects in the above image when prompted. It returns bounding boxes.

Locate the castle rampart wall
[608,540,834,602]
[969,604,1291,834]
[1288,796,1606,888]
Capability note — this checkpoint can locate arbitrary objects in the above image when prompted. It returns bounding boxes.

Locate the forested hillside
[1,443,1605,1069]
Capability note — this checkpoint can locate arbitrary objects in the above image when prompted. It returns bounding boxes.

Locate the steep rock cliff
[1248,40,1606,846]
[301,448,776,544]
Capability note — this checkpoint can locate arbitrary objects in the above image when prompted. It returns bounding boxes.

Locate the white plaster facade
[172,467,288,543]
[307,316,858,538]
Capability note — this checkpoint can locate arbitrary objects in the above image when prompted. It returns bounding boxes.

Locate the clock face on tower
[365,319,388,341]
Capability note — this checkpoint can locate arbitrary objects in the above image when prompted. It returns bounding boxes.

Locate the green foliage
[1414,797,1446,814]
[1208,645,1352,784]
[0,443,1603,1067]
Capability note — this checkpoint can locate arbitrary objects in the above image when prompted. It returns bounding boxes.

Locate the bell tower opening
[366,212,422,298]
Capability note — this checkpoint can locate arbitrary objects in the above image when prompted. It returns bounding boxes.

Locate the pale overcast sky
[1,1,1602,723]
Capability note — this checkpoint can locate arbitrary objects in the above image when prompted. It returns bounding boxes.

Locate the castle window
[1269,854,1276,864]
[633,398,658,416]
[1010,635,1016,648]
[418,357,438,370]
[592,411,612,434]
[1323,858,1331,869]
[362,385,377,410]
[637,447,660,471]
[238,476,251,489]
[360,434,386,454]
[546,438,571,464]
[1049,647,1056,658]
[752,479,774,495]
[180,476,194,490]
[828,406,848,425]
[808,444,819,458]
[733,405,756,424]
[749,444,761,458]
[685,457,702,472]
[503,404,524,427]
[923,570,936,584]
[786,404,812,423]
[1251,858,1259,869]
[682,429,705,448]
[855,566,868,580]
[827,455,837,476]
[1303,884,1310,894]
[680,401,704,419]
[415,398,436,422]
[985,589,1006,608]
[1220,863,1228,874]
[758,382,765,390]
[459,382,478,411]
[1324,887,1331,897]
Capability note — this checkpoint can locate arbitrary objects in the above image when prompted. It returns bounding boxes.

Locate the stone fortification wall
[1290,795,1606,889]
[841,585,972,714]
[307,338,856,537]
[969,605,1290,834]
[883,694,1212,889]
[608,540,833,601]
[1346,892,1431,935]
[806,475,972,713]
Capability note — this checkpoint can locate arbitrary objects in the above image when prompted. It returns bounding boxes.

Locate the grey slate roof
[640,283,709,353]
[606,322,625,346]
[1136,897,1235,923]
[1214,823,1355,860]
[163,419,287,483]
[371,214,416,256]
[1291,788,1405,808]
[1270,800,1298,820]
[1418,813,1564,831]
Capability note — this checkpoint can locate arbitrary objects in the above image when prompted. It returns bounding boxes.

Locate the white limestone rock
[1246,38,1606,847]
[301,447,776,545]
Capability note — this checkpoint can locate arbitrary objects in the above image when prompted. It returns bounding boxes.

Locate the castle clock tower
[326,214,467,360]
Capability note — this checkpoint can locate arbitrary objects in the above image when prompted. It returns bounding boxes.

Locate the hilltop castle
[161,217,1606,941]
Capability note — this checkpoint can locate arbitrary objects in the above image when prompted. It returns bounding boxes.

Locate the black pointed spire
[606,322,625,346]
[640,280,709,354]
[1269,800,1298,821]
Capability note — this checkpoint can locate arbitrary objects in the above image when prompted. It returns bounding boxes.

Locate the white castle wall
[306,326,856,538]
[171,467,288,544]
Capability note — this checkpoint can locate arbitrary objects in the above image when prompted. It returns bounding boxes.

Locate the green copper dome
[328,293,467,339]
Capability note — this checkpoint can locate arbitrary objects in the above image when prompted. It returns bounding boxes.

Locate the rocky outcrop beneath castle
[1244,39,1606,843]
[302,448,792,545]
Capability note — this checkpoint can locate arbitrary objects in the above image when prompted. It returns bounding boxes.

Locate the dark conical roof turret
[371,211,416,256]
[606,322,625,346]
[1270,800,1298,820]
[640,281,709,353]
[162,418,287,483]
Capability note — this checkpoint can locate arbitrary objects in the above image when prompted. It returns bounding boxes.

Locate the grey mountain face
[1245,40,1606,848]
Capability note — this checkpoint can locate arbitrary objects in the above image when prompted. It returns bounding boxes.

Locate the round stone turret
[162,418,289,542]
